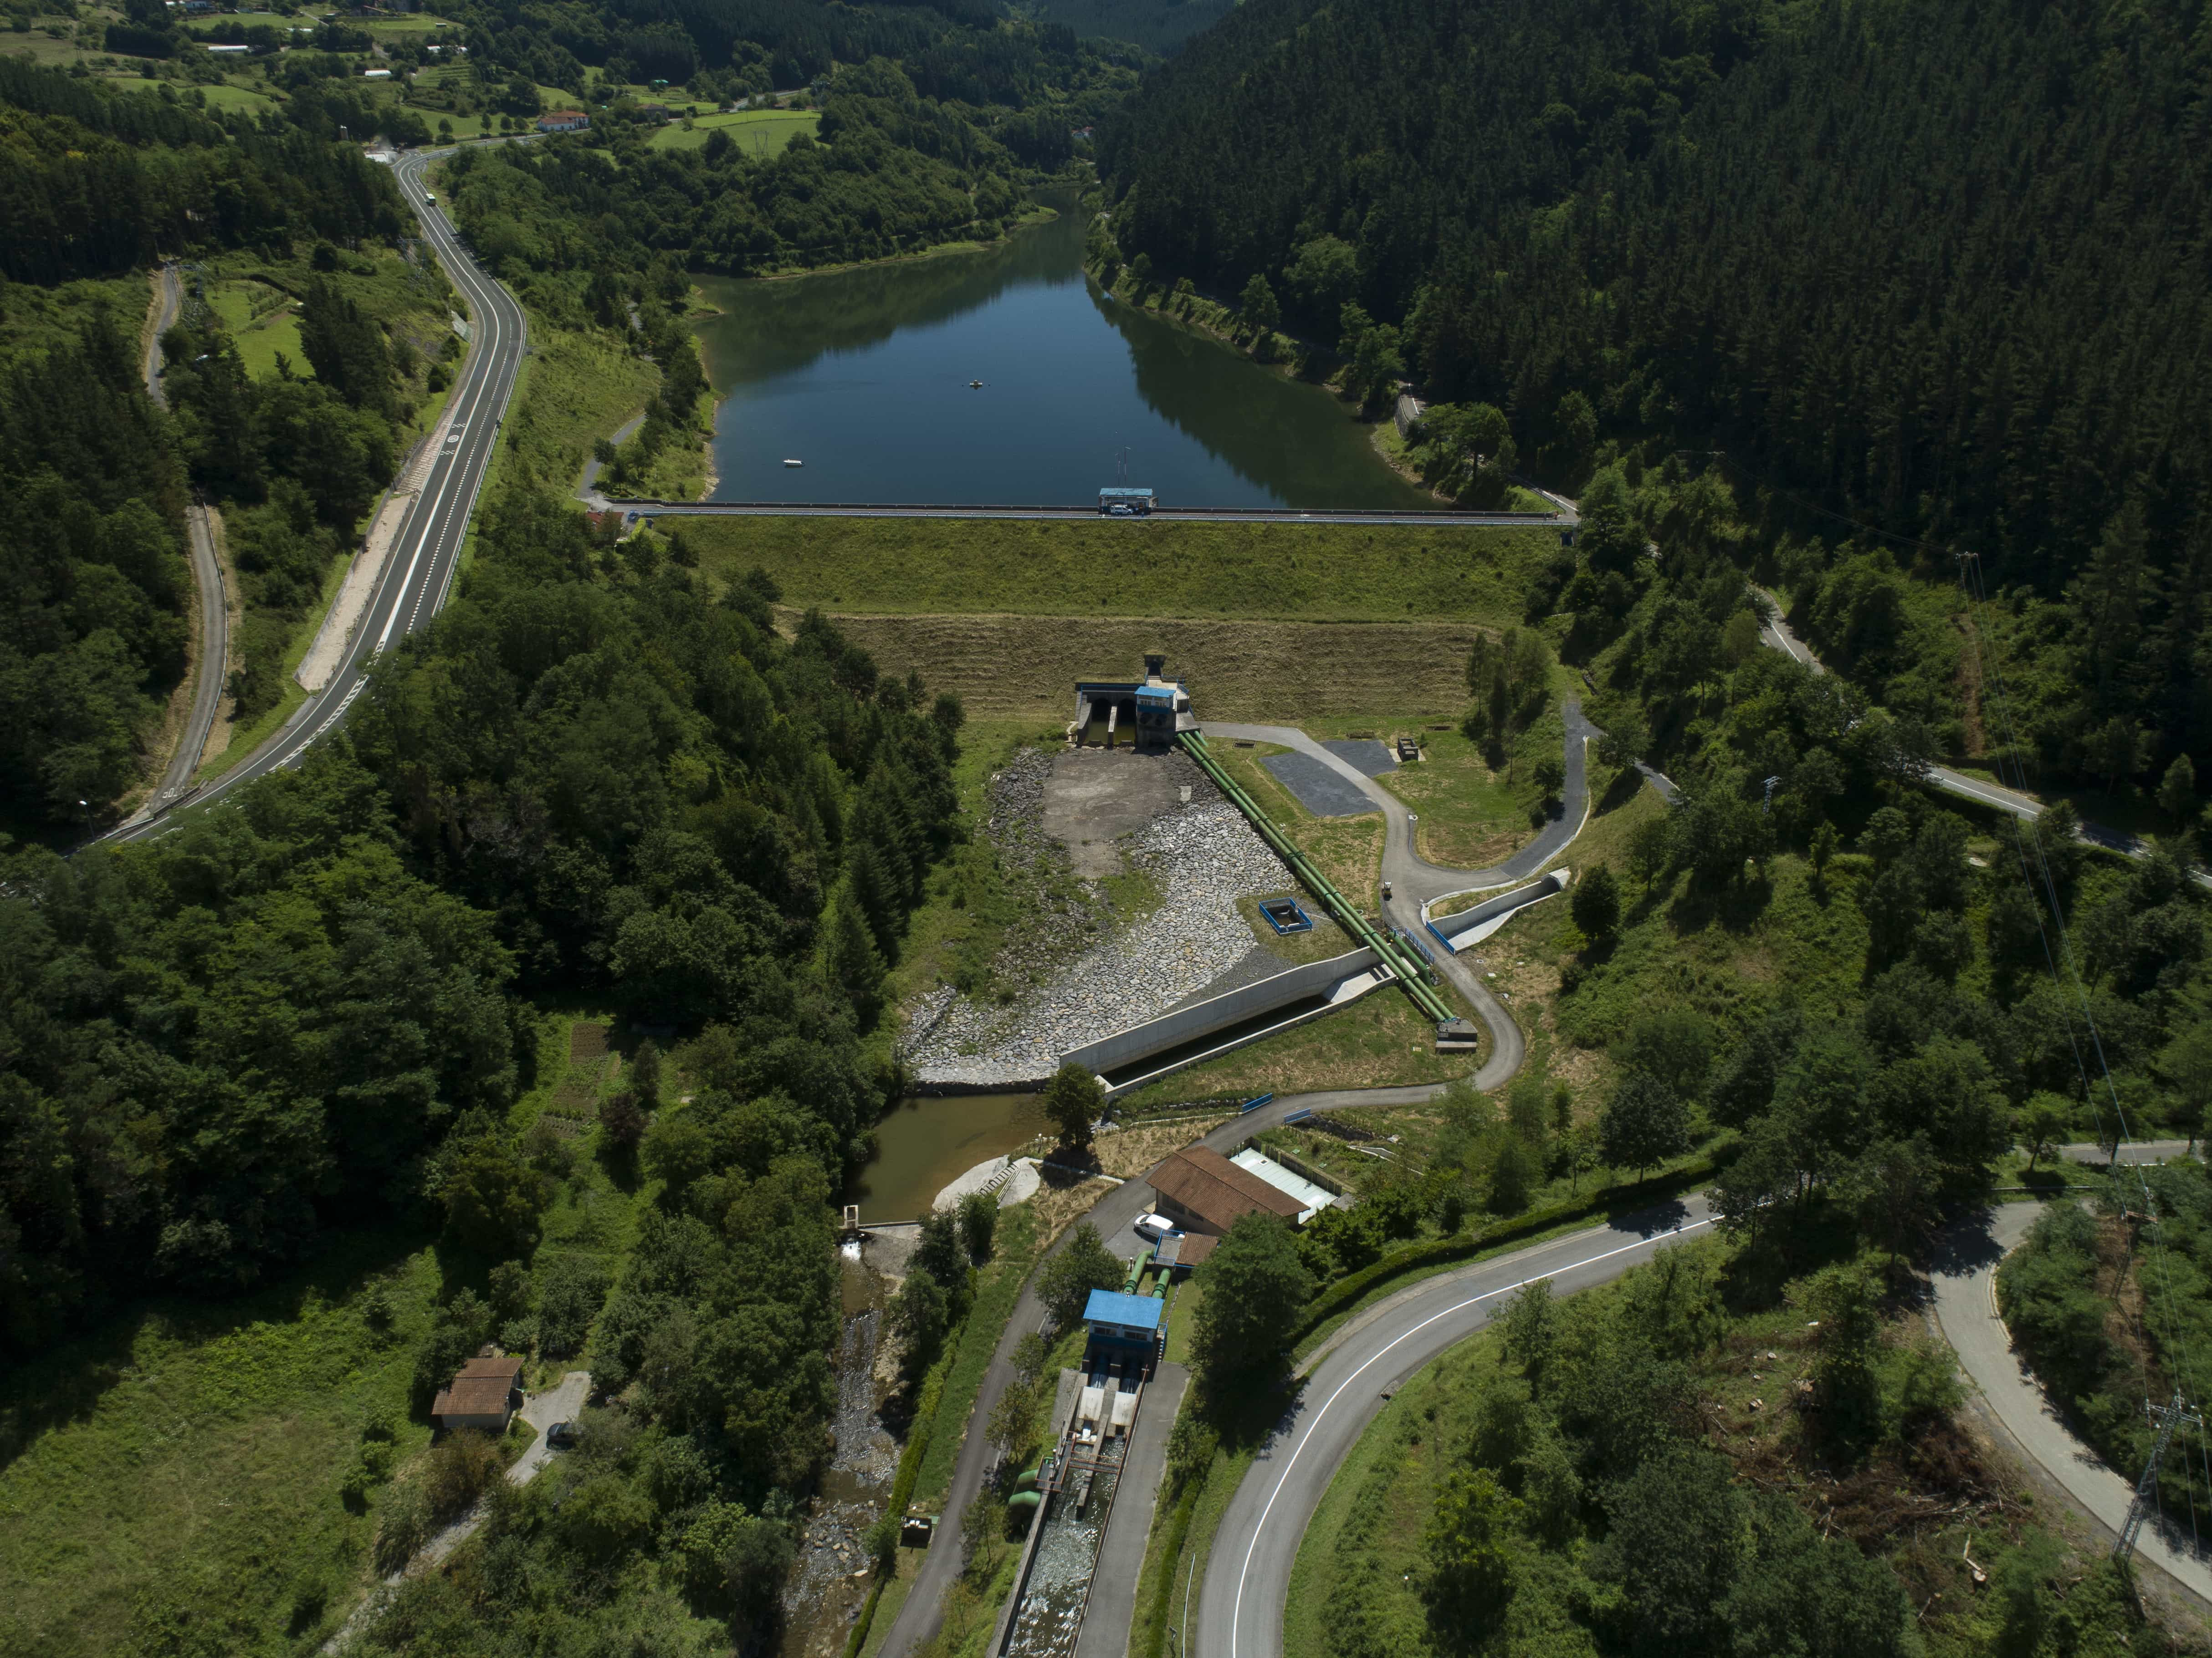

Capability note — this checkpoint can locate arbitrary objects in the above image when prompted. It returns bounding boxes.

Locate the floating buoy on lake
[783,458,803,467]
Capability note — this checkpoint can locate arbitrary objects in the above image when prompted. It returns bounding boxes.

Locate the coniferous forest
[1100,0,2212,783]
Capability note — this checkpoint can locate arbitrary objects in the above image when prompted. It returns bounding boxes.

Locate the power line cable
[1954,547,2212,1546]
[1692,438,2212,1537]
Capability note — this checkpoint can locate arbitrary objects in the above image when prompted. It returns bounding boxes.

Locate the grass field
[0,1009,647,1658]
[648,107,819,153]
[0,28,93,68]
[686,517,1555,623]
[100,74,282,114]
[1113,988,1473,1109]
[205,276,304,379]
[487,321,660,493]
[811,611,1498,725]
[1382,711,1566,870]
[0,1229,442,1657]
[359,15,461,33]
[200,244,455,371]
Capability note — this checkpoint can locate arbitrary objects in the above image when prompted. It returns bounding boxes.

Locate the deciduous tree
[1191,1213,1312,1390]
[1037,1222,1121,1330]
[1599,1072,1690,1178]
[1042,1062,1103,1152]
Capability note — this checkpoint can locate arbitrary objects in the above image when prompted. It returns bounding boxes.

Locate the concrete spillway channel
[1063,870,1566,1097]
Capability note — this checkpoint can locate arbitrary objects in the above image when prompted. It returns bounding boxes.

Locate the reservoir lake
[690,202,1432,509]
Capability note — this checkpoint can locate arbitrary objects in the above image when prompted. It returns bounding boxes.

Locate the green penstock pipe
[1179,733,1456,1025]
[1180,732,1438,1014]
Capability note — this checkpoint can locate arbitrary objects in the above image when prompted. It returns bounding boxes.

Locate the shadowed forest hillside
[1100,0,2212,784]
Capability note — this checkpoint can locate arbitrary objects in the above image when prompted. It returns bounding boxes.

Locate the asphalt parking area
[1261,750,1377,817]
[1320,737,1398,777]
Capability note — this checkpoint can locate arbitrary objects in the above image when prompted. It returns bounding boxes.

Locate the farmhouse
[432,1350,525,1434]
[1147,1145,1306,1236]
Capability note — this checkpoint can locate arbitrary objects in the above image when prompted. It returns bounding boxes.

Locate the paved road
[876,1084,1513,1658]
[1750,586,2174,865]
[590,498,1570,528]
[97,148,527,848]
[1201,707,1604,1093]
[138,503,230,816]
[1930,1203,2212,1602]
[1197,1194,1717,1658]
[1074,1361,1191,1658]
[133,266,235,819]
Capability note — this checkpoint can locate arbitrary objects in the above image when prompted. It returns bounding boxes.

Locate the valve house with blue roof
[1083,1289,1165,1356]
[1098,486,1155,516]
[1071,655,1195,749]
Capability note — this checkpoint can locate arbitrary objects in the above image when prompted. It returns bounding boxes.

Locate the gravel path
[906,801,1290,1085]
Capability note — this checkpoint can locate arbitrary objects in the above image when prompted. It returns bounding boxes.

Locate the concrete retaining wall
[1099,992,1372,1101]
[1429,872,1565,947]
[1060,946,1382,1076]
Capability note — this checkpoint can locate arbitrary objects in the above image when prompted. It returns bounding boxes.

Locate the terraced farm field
[797,611,1492,723]
[690,517,1553,623]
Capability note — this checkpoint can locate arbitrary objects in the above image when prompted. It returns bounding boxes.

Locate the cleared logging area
[795,611,1491,722]
[689,517,1554,621]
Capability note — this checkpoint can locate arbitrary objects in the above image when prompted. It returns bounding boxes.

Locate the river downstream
[691,201,1431,509]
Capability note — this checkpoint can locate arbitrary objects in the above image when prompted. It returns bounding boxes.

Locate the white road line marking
[1227,1215,1715,1658]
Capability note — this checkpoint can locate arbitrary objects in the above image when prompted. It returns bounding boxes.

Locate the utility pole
[2115,1388,2203,1561]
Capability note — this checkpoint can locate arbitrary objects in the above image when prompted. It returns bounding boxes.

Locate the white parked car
[1132,1212,1176,1244]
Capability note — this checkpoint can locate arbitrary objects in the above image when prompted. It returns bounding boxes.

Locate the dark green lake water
[843,1093,1047,1224]
[691,205,1432,509]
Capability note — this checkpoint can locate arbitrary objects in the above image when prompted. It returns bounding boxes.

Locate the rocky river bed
[778,1237,913,1658]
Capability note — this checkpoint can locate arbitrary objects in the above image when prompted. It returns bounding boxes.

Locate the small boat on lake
[783,458,803,467]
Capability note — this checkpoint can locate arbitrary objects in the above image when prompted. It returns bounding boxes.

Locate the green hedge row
[889,1358,949,1521]
[841,1581,886,1658]
[841,1336,957,1658]
[1290,1155,1720,1346]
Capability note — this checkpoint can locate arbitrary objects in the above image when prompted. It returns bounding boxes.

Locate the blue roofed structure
[1084,1289,1164,1347]
[1071,654,1194,748]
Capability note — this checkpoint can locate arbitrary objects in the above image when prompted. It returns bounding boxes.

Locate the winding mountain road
[1200,1195,1716,1658]
[1933,1197,2212,1604]
[873,1079,1654,1658]
[1751,586,2181,868]
[134,266,233,821]
[137,504,230,818]
[101,149,526,848]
